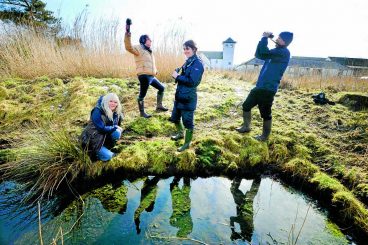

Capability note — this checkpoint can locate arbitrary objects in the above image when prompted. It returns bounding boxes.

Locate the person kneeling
[81,93,123,161]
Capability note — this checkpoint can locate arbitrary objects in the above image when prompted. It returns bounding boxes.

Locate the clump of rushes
[2,126,91,203]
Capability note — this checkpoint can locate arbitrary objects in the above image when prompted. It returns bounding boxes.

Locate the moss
[269,143,289,164]
[311,172,345,193]
[128,116,175,137]
[90,184,128,213]
[343,167,365,187]
[355,183,368,200]
[292,144,312,160]
[19,94,34,104]
[195,137,223,168]
[325,220,346,239]
[238,138,269,167]
[0,86,8,101]
[177,149,196,172]
[222,133,242,154]
[111,143,149,170]
[283,158,319,179]
[146,140,177,174]
[332,191,368,232]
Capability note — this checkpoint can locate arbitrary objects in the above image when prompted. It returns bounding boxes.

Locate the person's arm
[91,108,117,133]
[176,61,204,87]
[255,37,284,60]
[124,32,140,56]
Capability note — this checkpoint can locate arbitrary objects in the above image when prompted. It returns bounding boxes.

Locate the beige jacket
[124,33,157,76]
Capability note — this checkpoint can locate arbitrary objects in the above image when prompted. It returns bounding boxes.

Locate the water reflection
[169,177,193,237]
[230,177,261,242]
[133,176,160,234]
[0,177,353,245]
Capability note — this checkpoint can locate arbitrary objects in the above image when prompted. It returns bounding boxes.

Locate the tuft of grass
[2,126,91,203]
[283,158,319,179]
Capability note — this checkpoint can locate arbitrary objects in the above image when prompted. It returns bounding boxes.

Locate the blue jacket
[81,96,123,156]
[91,96,121,133]
[174,55,204,111]
[255,37,290,92]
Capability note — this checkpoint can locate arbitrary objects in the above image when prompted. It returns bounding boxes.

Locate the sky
[45,0,368,65]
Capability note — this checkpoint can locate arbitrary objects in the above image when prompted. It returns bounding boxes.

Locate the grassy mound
[0,73,367,237]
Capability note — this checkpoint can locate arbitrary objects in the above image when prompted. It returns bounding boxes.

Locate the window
[229,44,233,48]
[228,62,231,65]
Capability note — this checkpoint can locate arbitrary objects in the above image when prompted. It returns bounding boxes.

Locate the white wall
[222,42,235,69]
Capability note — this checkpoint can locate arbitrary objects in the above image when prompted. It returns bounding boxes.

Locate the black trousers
[138,75,165,100]
[242,88,276,120]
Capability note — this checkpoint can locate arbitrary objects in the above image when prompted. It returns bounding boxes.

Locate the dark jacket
[174,54,204,111]
[255,37,290,92]
[81,96,123,156]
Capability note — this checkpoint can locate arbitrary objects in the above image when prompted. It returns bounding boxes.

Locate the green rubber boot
[171,122,184,141]
[178,129,193,152]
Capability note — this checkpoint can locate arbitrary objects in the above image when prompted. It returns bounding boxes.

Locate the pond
[0,177,354,244]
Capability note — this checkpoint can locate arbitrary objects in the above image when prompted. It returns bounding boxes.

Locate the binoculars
[269,34,274,39]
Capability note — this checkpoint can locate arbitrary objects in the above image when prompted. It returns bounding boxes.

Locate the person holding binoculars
[124,18,168,118]
[236,31,293,141]
[170,40,204,152]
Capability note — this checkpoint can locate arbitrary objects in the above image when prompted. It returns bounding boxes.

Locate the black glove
[126,18,132,33]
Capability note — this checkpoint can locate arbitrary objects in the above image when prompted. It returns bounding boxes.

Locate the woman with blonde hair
[81,93,123,161]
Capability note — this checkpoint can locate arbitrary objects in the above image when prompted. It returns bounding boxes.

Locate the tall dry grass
[0,14,184,82]
[234,70,368,92]
[281,74,368,92]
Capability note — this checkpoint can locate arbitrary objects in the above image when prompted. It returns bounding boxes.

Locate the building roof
[201,51,223,60]
[240,56,348,70]
[328,57,368,68]
[223,37,236,44]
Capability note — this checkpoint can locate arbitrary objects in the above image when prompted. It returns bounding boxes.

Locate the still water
[0,177,352,244]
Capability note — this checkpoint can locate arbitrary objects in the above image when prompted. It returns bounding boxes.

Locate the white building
[236,56,356,77]
[200,37,236,70]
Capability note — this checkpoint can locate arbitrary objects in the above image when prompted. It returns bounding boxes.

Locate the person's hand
[262,32,273,38]
[126,18,132,33]
[172,70,178,79]
[117,126,123,132]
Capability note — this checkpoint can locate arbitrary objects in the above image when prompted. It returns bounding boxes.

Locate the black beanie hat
[139,35,150,45]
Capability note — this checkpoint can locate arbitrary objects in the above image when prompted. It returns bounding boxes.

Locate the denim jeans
[97,128,122,161]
